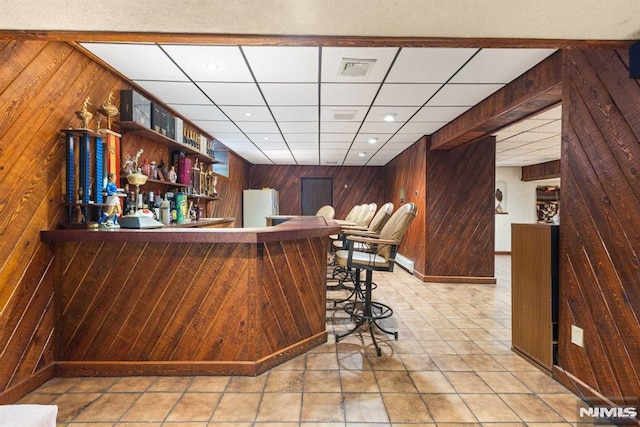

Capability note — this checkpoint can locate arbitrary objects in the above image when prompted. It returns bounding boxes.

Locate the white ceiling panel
[236,121,279,133]
[450,48,556,84]
[500,118,554,133]
[398,121,447,134]
[321,83,379,106]
[320,134,354,143]
[426,83,505,106]
[243,46,319,82]
[210,133,250,143]
[320,106,369,122]
[168,104,227,121]
[359,121,405,134]
[82,43,188,81]
[271,106,318,122]
[262,150,295,163]
[198,82,264,106]
[288,142,319,149]
[291,149,319,158]
[279,122,319,133]
[321,142,351,149]
[321,121,361,133]
[247,134,285,143]
[386,48,478,83]
[321,47,399,83]
[194,120,239,134]
[535,105,562,120]
[259,83,318,105]
[218,105,273,121]
[530,120,562,133]
[387,133,425,144]
[353,134,393,144]
[254,142,288,150]
[374,83,441,106]
[134,81,210,104]
[161,45,252,82]
[500,132,554,143]
[410,106,470,122]
[223,141,256,151]
[366,106,420,123]
[284,134,319,143]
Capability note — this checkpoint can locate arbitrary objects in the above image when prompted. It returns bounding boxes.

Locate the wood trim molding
[0,31,634,49]
[522,160,561,181]
[0,365,55,405]
[495,251,511,255]
[430,51,563,150]
[422,275,497,285]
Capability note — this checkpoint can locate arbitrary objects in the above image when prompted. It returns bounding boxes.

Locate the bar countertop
[40,216,340,244]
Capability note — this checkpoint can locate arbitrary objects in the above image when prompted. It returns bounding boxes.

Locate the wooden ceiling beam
[430,50,563,150]
[521,160,561,181]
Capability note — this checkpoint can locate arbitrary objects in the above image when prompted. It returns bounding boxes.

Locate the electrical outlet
[571,325,584,347]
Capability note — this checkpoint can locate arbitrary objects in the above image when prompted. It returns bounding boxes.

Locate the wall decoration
[495,180,508,214]
[536,185,560,223]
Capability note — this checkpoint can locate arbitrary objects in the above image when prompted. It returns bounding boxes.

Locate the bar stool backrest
[315,205,335,220]
[367,202,394,233]
[378,202,418,260]
[356,203,377,226]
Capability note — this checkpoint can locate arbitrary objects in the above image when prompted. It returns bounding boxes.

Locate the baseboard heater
[395,253,414,273]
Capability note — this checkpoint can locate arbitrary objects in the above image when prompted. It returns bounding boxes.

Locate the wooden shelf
[121,176,188,188]
[117,121,220,164]
[187,195,219,201]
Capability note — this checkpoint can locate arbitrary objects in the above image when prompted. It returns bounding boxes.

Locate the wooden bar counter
[40,216,340,377]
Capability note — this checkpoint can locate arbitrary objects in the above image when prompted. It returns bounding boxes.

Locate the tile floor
[20,255,590,426]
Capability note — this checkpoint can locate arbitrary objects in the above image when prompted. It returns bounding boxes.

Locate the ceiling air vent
[332,110,358,120]
[338,58,376,77]
[326,161,339,165]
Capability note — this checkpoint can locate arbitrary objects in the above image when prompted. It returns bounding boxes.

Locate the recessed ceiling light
[383,113,396,122]
[206,63,219,70]
[368,137,378,144]
[263,137,269,140]
[358,152,366,157]
[244,112,252,117]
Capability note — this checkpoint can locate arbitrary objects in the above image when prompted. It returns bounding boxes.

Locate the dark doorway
[301,177,333,215]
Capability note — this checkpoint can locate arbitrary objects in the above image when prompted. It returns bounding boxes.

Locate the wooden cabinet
[511,223,559,372]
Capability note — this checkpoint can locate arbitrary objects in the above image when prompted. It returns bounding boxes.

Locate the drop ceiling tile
[450,48,556,84]
[321,142,351,149]
[271,106,318,122]
[209,132,250,143]
[168,104,227,121]
[223,141,256,151]
[288,142,319,149]
[262,150,295,163]
[320,106,368,122]
[344,159,368,166]
[426,83,504,106]
[321,121,361,133]
[381,141,415,151]
[254,142,288,150]
[320,134,354,143]
[530,120,562,133]
[500,118,554,133]
[535,105,562,120]
[196,120,240,133]
[134,81,210,104]
[321,83,380,106]
[398,121,447,134]
[366,106,420,123]
[243,46,319,82]
[353,134,394,144]
[82,43,188,81]
[217,105,273,121]
[386,47,478,83]
[387,133,425,144]
[198,82,264,106]
[495,131,520,141]
[410,106,470,122]
[374,83,441,106]
[501,132,553,143]
[321,47,399,83]
[259,83,318,105]
[236,121,279,133]
[161,45,252,82]
[351,141,383,150]
[279,122,319,133]
[283,134,319,143]
[291,149,319,158]
[359,121,404,134]
[246,133,284,143]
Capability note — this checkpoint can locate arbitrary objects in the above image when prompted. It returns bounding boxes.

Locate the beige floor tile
[340,370,379,393]
[473,340,512,354]
[374,370,419,393]
[147,376,193,392]
[409,371,455,394]
[67,423,114,427]
[301,392,345,422]
[492,354,540,371]
[459,393,521,422]
[210,392,262,422]
[70,377,118,393]
[304,369,342,392]
[33,377,81,394]
[511,371,570,393]
[381,393,433,423]
[398,353,438,371]
[256,392,302,422]
[538,392,588,422]
[443,372,493,394]
[367,354,406,371]
[448,340,486,355]
[500,393,565,422]
[108,376,156,392]
[430,355,472,371]
[165,392,221,422]
[17,393,59,404]
[187,376,230,392]
[307,352,340,370]
[387,339,425,354]
[51,393,101,422]
[420,340,457,355]
[460,354,506,371]
[225,375,268,392]
[343,392,390,423]
[476,371,530,393]
[119,392,181,421]
[437,328,472,341]
[73,392,140,421]
[338,350,374,370]
[272,353,307,371]
[422,393,478,423]
[264,370,305,392]
[203,423,252,427]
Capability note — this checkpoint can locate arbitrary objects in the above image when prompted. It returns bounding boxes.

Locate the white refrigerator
[243,189,279,227]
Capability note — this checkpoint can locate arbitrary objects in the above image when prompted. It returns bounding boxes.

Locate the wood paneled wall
[382,137,427,275]
[425,136,496,281]
[210,151,250,223]
[555,49,640,403]
[0,39,129,402]
[249,165,384,219]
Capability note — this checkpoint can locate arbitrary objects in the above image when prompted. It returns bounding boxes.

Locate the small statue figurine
[212,175,218,197]
[98,91,119,130]
[99,173,121,228]
[169,165,177,183]
[75,97,93,129]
